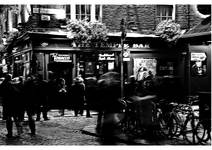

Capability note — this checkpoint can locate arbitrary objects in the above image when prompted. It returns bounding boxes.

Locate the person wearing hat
[70,76,86,117]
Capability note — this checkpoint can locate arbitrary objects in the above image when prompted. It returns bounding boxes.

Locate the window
[76,5,91,21]
[95,5,101,21]
[156,5,173,23]
[65,5,71,19]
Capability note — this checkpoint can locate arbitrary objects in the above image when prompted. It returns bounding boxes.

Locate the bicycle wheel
[167,114,181,138]
[157,110,170,137]
[183,114,200,144]
[196,121,211,143]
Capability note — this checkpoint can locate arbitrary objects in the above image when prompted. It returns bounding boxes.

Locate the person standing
[71,76,85,117]
[22,75,37,136]
[1,74,22,138]
[84,77,98,118]
[35,74,49,121]
[56,78,67,116]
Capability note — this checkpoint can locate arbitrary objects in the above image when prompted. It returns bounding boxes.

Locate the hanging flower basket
[155,19,182,47]
[66,19,108,47]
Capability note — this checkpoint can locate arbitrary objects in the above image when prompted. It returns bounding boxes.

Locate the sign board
[191,52,207,76]
[123,50,130,61]
[98,53,115,61]
[51,53,72,63]
[41,15,51,21]
[191,53,207,61]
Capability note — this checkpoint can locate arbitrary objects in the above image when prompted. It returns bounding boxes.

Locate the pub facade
[0,4,209,95]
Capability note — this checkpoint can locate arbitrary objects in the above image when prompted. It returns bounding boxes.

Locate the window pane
[76,5,80,14]
[87,15,91,21]
[96,5,100,20]
[66,5,70,19]
[161,8,165,16]
[86,5,91,14]
[81,5,85,14]
[168,6,173,16]
[76,15,80,20]
[81,15,85,20]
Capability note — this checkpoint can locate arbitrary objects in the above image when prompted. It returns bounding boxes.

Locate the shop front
[179,15,211,122]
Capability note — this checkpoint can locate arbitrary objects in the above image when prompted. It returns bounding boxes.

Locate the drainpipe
[187,5,190,30]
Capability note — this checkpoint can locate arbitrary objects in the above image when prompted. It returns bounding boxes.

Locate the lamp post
[120,18,126,99]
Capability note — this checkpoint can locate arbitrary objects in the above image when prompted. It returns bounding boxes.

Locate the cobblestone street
[0,110,100,145]
[0,109,211,146]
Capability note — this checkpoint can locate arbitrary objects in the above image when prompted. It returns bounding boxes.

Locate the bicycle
[196,118,211,144]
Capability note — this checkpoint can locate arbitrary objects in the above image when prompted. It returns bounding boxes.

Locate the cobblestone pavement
[0,109,211,145]
[0,110,101,145]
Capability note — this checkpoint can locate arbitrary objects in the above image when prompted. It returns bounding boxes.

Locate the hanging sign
[51,53,72,63]
[123,49,130,61]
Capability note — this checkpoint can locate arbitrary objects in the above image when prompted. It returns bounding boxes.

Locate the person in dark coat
[71,76,85,117]
[22,75,37,136]
[84,77,98,118]
[35,74,49,121]
[56,78,67,116]
[1,74,23,138]
[96,72,126,144]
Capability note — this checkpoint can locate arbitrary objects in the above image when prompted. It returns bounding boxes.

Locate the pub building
[2,4,209,102]
[178,15,211,121]
[2,29,184,92]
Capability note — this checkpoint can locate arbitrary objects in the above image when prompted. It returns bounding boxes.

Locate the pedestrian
[35,74,49,121]
[47,71,57,111]
[22,74,37,136]
[124,75,137,98]
[16,76,25,122]
[71,76,85,117]
[56,78,67,116]
[1,74,23,138]
[84,77,98,118]
[96,72,125,144]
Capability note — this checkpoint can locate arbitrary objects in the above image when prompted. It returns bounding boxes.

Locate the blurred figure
[22,75,37,136]
[124,75,137,98]
[96,72,125,144]
[71,76,85,117]
[1,74,22,138]
[84,77,98,118]
[15,76,25,124]
[47,71,57,111]
[56,78,67,116]
[35,74,49,121]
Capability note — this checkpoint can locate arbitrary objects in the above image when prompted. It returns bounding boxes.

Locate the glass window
[156,5,173,23]
[65,5,71,19]
[76,4,91,21]
[95,5,101,21]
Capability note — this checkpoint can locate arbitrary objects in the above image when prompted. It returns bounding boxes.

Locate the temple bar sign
[51,53,72,63]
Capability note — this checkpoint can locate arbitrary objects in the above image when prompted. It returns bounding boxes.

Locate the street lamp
[120,18,126,99]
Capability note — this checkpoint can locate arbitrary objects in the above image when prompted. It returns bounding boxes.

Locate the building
[0,4,210,95]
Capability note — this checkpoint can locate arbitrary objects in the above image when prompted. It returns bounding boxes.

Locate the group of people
[48,75,96,118]
[0,70,163,141]
[0,74,40,138]
[0,73,97,138]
